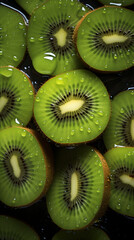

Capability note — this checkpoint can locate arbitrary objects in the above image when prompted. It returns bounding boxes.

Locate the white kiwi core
[120,174,134,188]
[10,155,21,178]
[70,172,79,201]
[59,99,84,115]
[54,28,67,47]
[102,34,128,44]
[0,96,8,112]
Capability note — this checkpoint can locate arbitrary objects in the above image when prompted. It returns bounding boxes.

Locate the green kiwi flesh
[15,0,45,15]
[52,226,110,240]
[0,5,26,67]
[104,147,134,217]
[34,69,111,144]
[0,66,34,130]
[0,215,40,239]
[75,6,134,72]
[46,145,110,230]
[27,0,90,76]
[0,126,50,207]
[98,0,134,7]
[103,90,134,150]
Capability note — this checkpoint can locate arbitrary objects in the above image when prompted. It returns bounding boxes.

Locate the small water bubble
[13,56,18,62]
[87,17,90,23]
[19,22,24,29]
[65,60,69,66]
[80,126,84,132]
[98,111,104,116]
[70,0,75,5]
[97,188,101,193]
[71,130,75,136]
[42,5,46,9]
[29,37,35,43]
[29,90,33,96]
[87,128,91,133]
[38,181,43,186]
[16,97,21,102]
[21,130,27,137]
[114,53,118,60]
[0,50,3,56]
[89,114,94,119]
[116,203,121,210]
[131,90,134,95]
[12,197,16,204]
[95,120,99,125]
[67,136,70,140]
[103,93,107,97]
[132,60,134,64]
[120,107,125,114]
[98,126,102,131]
[81,29,85,35]
[38,36,44,41]
[80,77,84,83]
[56,78,64,85]
[30,136,33,141]
[126,204,130,210]
[35,151,38,156]
[36,96,40,102]
[103,8,106,13]
[60,137,63,142]
[83,217,88,223]
[104,64,108,69]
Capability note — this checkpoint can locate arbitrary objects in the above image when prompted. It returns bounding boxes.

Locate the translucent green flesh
[15,0,45,15]
[46,145,105,230]
[103,90,134,150]
[27,0,90,75]
[0,5,26,67]
[52,226,110,240]
[77,6,134,72]
[0,67,34,130]
[34,70,111,144]
[98,0,134,7]
[0,215,39,240]
[104,147,134,217]
[0,127,46,207]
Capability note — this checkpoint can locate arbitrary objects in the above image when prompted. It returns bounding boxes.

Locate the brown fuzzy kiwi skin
[33,70,111,146]
[73,6,134,74]
[4,126,54,208]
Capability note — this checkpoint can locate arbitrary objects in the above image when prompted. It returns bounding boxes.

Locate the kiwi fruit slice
[27,0,90,76]
[74,6,134,72]
[104,147,134,217]
[0,66,35,130]
[98,0,134,7]
[103,89,134,150]
[52,226,110,240]
[15,0,46,15]
[0,126,53,207]
[0,215,40,239]
[46,145,110,230]
[34,69,111,144]
[0,5,26,67]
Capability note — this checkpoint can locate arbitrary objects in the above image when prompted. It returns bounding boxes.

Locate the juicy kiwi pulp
[75,6,134,72]
[0,66,34,130]
[0,5,26,67]
[46,145,110,230]
[103,89,134,149]
[27,0,90,75]
[15,0,45,15]
[0,126,52,207]
[104,147,134,217]
[34,69,111,144]
[0,215,40,240]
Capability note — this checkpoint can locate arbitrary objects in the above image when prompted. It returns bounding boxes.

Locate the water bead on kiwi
[34,69,111,145]
[0,126,53,207]
[103,89,134,150]
[74,6,134,72]
[0,66,35,130]
[27,0,90,76]
[46,145,110,230]
[0,5,26,67]
[0,215,40,240]
[104,147,134,217]
[98,0,134,7]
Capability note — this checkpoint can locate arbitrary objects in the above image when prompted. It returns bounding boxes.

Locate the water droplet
[71,130,75,136]
[60,137,63,142]
[65,60,69,66]
[116,203,121,210]
[0,50,3,56]
[132,59,134,64]
[19,22,24,29]
[120,107,125,114]
[87,128,91,133]
[80,126,84,132]
[67,136,70,140]
[35,151,38,156]
[30,136,33,141]
[83,217,88,223]
[131,90,134,95]
[70,0,75,5]
[38,181,43,186]
[103,93,107,97]
[98,111,104,116]
[29,37,35,43]
[0,67,13,77]
[36,96,40,102]
[29,90,33,96]
[12,197,16,204]
[16,97,21,102]
[24,76,27,82]
[87,17,90,23]
[103,8,106,13]
[89,114,94,119]
[21,130,27,137]
[97,188,101,193]
[98,126,102,131]
[104,64,108,69]
[114,53,118,60]
[38,36,44,41]
[126,204,130,210]
[13,56,18,62]
[56,78,64,85]
[95,120,99,125]
[81,29,85,35]
[80,77,84,83]
[42,5,46,9]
